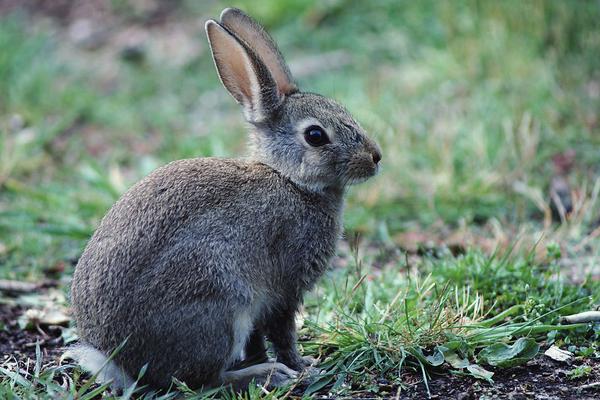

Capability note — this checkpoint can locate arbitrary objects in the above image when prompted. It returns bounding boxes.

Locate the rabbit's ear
[206,20,281,122]
[219,8,297,97]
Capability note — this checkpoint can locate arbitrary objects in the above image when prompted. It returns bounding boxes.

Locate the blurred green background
[0,0,599,280]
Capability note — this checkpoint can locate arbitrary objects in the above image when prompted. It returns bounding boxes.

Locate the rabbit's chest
[274,211,342,292]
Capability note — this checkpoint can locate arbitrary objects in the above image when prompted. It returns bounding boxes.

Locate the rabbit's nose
[372,149,382,165]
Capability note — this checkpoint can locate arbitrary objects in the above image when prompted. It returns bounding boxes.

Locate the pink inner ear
[206,21,259,108]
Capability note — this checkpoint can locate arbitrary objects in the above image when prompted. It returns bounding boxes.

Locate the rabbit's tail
[63,343,134,390]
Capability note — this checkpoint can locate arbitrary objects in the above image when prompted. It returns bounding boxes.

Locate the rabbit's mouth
[340,146,381,186]
[343,164,379,186]
[346,175,373,185]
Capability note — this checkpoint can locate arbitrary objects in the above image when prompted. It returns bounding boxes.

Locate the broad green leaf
[478,337,539,368]
[409,347,444,367]
[442,339,468,354]
[444,351,470,369]
[425,347,445,366]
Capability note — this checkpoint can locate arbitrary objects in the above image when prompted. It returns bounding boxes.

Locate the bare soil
[0,303,65,364]
[394,358,600,400]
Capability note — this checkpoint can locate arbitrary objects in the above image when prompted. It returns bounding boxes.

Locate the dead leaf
[0,279,56,295]
[19,307,71,329]
[544,345,573,362]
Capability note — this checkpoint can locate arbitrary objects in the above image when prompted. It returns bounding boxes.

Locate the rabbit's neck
[245,153,346,201]
[246,134,348,194]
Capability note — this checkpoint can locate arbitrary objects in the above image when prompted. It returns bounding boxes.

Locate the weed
[567,365,592,380]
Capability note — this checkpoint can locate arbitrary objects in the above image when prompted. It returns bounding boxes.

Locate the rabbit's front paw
[265,363,299,387]
[277,351,318,372]
[299,357,321,380]
[301,355,318,368]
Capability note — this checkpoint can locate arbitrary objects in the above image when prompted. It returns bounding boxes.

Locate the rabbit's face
[206,9,381,192]
[250,92,382,191]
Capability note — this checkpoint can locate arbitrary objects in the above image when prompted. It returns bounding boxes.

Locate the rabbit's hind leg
[221,362,298,390]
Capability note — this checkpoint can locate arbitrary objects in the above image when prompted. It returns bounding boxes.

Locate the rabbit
[67,7,381,392]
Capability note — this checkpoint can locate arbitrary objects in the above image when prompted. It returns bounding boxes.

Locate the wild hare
[67,7,381,392]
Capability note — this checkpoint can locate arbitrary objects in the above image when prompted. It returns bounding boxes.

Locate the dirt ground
[2,301,599,399]
[0,303,65,364]
[394,358,600,400]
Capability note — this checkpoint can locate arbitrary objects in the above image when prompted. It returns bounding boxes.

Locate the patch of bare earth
[393,358,600,400]
[0,303,65,366]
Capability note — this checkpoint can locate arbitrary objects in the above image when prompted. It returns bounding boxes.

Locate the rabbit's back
[71,157,343,387]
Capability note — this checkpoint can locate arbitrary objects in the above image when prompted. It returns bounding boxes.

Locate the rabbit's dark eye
[304,126,330,147]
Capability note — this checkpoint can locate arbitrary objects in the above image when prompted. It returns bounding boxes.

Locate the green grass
[1,0,599,398]
[300,244,599,397]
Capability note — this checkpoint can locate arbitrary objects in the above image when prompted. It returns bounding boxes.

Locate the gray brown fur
[69,7,381,391]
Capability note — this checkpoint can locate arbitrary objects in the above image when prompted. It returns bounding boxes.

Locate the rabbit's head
[206,8,381,192]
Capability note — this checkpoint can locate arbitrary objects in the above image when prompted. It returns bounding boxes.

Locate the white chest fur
[227,297,269,368]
